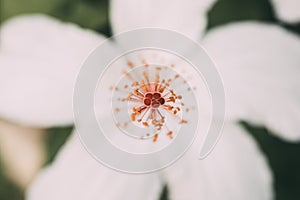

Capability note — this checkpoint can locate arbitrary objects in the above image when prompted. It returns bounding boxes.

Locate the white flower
[271,0,300,23]
[209,0,300,24]
[0,0,298,199]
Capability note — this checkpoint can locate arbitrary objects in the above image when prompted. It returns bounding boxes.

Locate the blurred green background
[0,0,300,200]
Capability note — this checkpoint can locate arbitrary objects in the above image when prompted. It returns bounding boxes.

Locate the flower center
[112,64,189,142]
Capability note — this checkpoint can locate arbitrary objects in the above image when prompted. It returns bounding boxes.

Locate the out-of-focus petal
[110,0,217,40]
[203,22,300,141]
[0,14,104,127]
[164,123,273,200]
[0,120,45,189]
[271,0,300,23]
[26,132,163,200]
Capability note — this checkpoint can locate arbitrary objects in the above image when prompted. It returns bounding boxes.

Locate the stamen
[112,62,190,142]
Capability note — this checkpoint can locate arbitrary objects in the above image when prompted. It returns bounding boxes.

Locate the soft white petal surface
[0,14,104,127]
[203,22,300,141]
[164,123,273,200]
[110,0,217,40]
[27,132,163,200]
[271,0,300,23]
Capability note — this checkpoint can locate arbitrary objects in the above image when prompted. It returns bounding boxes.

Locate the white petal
[110,0,217,40]
[0,14,104,127]
[203,22,300,141]
[271,0,300,23]
[27,132,163,200]
[164,122,273,200]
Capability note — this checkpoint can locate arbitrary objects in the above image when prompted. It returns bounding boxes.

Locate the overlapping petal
[27,124,273,200]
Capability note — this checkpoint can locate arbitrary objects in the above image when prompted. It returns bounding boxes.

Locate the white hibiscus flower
[271,0,300,23]
[0,0,299,199]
